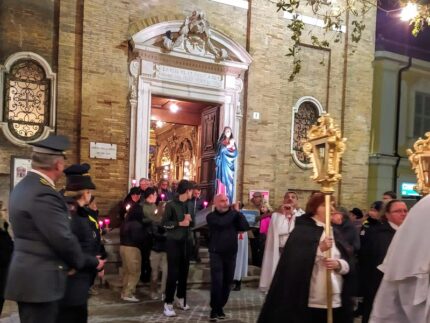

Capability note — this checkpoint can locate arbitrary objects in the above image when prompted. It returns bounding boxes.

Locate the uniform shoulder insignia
[40,178,55,189]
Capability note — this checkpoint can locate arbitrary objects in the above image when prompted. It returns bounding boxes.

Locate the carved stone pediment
[131,16,252,68]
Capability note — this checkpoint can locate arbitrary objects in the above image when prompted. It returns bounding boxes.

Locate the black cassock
[257,216,354,323]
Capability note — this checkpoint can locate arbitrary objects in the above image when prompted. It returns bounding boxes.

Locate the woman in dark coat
[360,199,408,323]
[57,163,104,323]
[258,193,354,323]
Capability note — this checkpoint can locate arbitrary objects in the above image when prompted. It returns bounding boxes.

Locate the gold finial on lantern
[407,132,430,196]
[303,113,347,193]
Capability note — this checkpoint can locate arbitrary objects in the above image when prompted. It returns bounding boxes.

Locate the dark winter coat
[206,208,249,254]
[0,226,13,297]
[258,215,354,323]
[61,199,100,306]
[360,221,396,323]
[120,204,150,249]
[162,197,194,241]
[5,172,97,303]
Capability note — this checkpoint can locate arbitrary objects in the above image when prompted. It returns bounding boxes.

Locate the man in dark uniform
[4,135,104,323]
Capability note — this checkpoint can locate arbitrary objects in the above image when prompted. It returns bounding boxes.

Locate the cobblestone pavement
[1,286,363,323]
[1,287,265,323]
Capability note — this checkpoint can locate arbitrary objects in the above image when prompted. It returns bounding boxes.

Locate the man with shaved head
[206,194,249,321]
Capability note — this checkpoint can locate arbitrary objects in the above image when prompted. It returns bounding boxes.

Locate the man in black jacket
[207,194,249,321]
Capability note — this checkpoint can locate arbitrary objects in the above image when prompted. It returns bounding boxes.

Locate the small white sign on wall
[90,142,117,160]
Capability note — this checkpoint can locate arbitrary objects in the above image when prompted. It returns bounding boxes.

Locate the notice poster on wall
[10,156,32,190]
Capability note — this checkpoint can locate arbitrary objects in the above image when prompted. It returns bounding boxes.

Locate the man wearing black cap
[4,135,104,323]
[162,179,194,317]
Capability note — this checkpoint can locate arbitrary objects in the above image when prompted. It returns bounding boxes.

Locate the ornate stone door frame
[128,19,252,188]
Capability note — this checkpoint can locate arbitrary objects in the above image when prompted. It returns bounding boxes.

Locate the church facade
[0,0,376,214]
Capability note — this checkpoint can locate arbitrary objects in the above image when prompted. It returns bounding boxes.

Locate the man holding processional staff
[257,114,354,323]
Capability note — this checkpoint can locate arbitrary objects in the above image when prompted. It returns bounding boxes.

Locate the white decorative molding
[210,0,249,9]
[290,96,325,169]
[132,20,252,73]
[128,20,252,195]
[0,51,56,146]
[283,12,346,33]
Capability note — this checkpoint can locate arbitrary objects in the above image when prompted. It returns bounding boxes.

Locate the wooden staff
[325,193,333,323]
[302,114,346,323]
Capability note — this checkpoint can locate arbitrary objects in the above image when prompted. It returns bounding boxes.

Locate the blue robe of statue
[215,140,238,203]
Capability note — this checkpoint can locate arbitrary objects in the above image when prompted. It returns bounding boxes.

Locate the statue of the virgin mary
[215,126,238,203]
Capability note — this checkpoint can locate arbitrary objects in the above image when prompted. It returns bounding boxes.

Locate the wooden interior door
[199,105,219,202]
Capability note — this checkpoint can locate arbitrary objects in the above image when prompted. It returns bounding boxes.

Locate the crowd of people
[0,133,427,323]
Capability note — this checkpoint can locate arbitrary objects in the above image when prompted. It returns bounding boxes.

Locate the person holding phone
[161,180,194,317]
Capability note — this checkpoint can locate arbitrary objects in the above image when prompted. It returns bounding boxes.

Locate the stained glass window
[4,59,49,141]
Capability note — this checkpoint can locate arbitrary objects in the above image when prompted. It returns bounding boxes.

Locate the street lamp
[400,2,419,21]
[407,132,430,195]
[303,113,346,323]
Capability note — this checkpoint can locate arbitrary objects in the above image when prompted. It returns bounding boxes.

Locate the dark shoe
[209,310,218,322]
[217,309,226,320]
[232,280,241,291]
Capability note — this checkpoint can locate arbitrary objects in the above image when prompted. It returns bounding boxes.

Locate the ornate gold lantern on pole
[303,114,346,323]
[407,132,430,196]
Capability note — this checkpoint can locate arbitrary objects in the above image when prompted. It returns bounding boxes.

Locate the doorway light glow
[169,103,179,113]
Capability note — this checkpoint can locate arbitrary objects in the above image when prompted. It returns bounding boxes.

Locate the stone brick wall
[0,0,376,216]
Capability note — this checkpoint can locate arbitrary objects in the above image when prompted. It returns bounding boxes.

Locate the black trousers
[56,303,88,323]
[18,301,59,323]
[250,229,261,267]
[140,245,152,283]
[165,239,191,304]
[305,307,344,323]
[209,252,236,312]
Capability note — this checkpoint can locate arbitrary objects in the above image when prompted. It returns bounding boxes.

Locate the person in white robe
[232,231,248,290]
[370,194,430,323]
[259,203,295,292]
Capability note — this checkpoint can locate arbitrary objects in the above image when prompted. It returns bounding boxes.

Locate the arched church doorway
[128,13,251,202]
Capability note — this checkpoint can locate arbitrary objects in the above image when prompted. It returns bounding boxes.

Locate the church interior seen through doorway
[149,95,220,200]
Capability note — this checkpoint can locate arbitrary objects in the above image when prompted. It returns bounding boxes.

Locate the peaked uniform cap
[64,163,96,191]
[29,135,70,156]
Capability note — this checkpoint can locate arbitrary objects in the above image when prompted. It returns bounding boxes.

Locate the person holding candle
[57,163,106,323]
[257,193,354,323]
[120,187,141,221]
[85,196,107,296]
[119,202,150,302]
[156,179,173,205]
[162,179,194,317]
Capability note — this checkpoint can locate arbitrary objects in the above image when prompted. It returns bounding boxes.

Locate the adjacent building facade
[368,7,430,204]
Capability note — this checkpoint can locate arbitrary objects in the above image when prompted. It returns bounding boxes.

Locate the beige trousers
[120,245,141,297]
[150,250,167,294]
